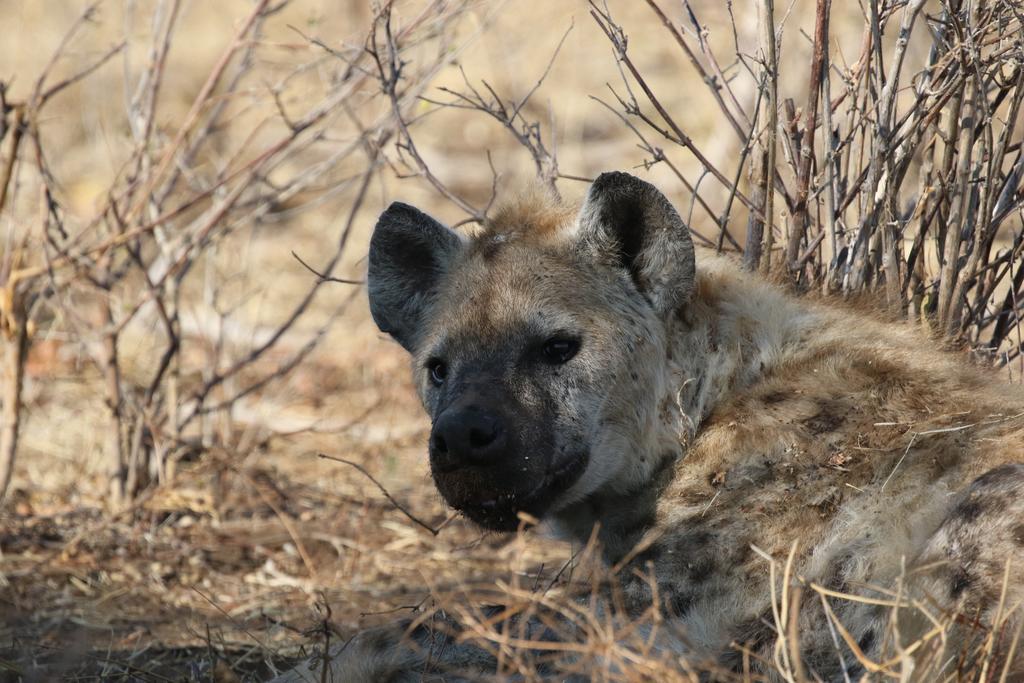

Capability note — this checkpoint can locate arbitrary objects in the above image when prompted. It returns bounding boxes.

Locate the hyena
[282,172,1024,681]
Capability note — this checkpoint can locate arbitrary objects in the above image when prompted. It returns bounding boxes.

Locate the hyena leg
[272,588,688,682]
[272,607,567,683]
[912,464,1024,669]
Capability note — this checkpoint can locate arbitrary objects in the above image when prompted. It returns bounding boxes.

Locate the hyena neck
[552,263,812,562]
[670,261,812,431]
[550,454,677,563]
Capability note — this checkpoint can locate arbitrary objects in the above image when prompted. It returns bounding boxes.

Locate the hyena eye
[542,338,580,364]
[427,359,448,386]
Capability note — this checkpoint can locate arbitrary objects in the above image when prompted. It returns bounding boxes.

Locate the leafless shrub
[583,0,1024,374]
[0,0,473,506]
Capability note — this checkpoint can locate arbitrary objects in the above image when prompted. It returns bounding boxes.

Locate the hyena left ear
[576,172,696,316]
[368,202,463,352]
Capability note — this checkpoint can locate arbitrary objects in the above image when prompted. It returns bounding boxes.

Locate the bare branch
[291,251,364,285]
[318,453,440,536]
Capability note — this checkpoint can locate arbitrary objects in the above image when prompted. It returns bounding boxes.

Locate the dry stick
[0,107,24,217]
[318,453,440,536]
[191,585,277,655]
[717,90,764,255]
[848,22,877,292]
[945,11,999,337]
[588,3,760,216]
[180,164,376,428]
[291,251,364,285]
[780,98,800,182]
[991,250,1024,353]
[99,301,127,508]
[835,60,960,224]
[34,11,389,280]
[35,41,126,110]
[643,0,747,140]
[196,288,358,417]
[824,23,866,256]
[155,2,255,209]
[589,93,730,249]
[849,0,929,292]
[745,146,769,271]
[373,4,481,220]
[1013,302,1023,380]
[0,110,29,503]
[2,8,546,286]
[786,585,809,683]
[509,22,573,191]
[857,1,888,294]
[133,263,179,409]
[938,81,980,332]
[125,0,182,160]
[104,196,179,419]
[759,0,779,275]
[124,0,272,223]
[787,0,830,278]
[47,6,464,499]
[9,3,472,511]
[901,40,948,310]
[934,69,966,308]
[8,80,378,288]
[426,19,571,197]
[974,234,1024,318]
[682,0,753,133]
[685,0,796,221]
[820,26,840,291]
[7,121,292,288]
[956,70,1024,340]
[26,2,104,108]
[0,304,27,504]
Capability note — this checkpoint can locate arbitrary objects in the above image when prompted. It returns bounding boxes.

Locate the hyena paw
[271,619,492,683]
[272,624,429,683]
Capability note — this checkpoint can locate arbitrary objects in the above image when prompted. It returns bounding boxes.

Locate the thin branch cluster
[583,0,1024,373]
[0,0,471,505]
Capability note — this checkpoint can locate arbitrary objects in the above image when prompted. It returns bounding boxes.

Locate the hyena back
[281,172,1024,681]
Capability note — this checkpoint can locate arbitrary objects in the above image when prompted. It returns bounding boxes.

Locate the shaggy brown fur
[481,184,576,245]
[279,172,1024,682]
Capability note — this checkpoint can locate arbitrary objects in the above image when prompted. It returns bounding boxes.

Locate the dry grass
[0,0,1022,680]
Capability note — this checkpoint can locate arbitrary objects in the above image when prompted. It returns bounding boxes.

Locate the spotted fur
[279,172,1024,681]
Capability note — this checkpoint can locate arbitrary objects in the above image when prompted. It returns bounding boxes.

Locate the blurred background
[1,0,1021,678]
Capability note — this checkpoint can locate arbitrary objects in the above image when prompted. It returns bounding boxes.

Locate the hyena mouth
[456,451,589,531]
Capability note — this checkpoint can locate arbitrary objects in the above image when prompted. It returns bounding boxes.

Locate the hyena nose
[430,407,506,472]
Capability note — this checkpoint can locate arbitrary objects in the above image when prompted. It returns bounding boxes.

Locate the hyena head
[368,172,695,531]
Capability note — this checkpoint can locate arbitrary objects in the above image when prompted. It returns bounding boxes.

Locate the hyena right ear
[576,172,696,317]
[367,202,463,352]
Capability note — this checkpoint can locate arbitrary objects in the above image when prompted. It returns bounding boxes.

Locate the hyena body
[284,173,1024,680]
